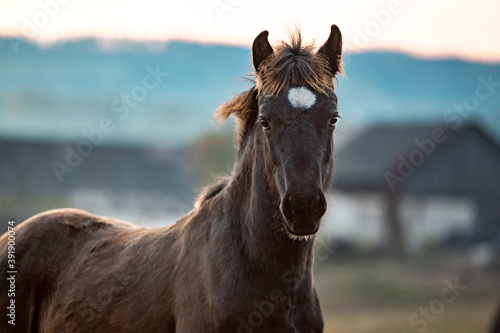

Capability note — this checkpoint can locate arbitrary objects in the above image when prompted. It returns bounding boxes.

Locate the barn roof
[333,122,500,195]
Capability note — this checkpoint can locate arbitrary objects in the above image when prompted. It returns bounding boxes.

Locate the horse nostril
[311,193,320,209]
[284,192,326,217]
[313,192,327,218]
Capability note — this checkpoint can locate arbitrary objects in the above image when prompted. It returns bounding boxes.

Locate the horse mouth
[283,223,319,240]
[280,204,322,238]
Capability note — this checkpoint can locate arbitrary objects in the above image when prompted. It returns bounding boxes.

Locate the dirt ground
[314,252,500,333]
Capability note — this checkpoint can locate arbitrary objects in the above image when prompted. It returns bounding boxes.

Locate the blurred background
[1,0,499,332]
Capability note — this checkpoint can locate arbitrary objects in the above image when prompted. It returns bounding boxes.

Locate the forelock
[255,27,336,97]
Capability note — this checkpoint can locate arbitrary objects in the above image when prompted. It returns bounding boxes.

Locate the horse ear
[252,30,274,73]
[317,25,343,76]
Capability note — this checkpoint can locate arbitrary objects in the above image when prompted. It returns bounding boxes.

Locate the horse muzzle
[280,189,327,236]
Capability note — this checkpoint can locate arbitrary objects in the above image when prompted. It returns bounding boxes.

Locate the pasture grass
[314,254,500,333]
[322,300,496,333]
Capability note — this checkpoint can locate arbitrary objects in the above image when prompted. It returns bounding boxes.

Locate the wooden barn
[0,138,195,229]
[324,122,500,252]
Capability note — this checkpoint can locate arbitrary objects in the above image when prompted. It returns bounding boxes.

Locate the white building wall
[321,190,476,252]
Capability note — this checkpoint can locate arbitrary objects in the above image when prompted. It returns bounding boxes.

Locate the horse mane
[256,27,339,97]
[194,178,228,210]
[213,86,258,145]
[214,26,341,144]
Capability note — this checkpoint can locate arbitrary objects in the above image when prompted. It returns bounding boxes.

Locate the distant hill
[1,38,499,146]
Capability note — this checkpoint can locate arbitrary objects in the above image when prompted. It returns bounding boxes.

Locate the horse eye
[329,115,340,127]
[260,119,271,130]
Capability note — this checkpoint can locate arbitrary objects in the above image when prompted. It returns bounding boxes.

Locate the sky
[1,0,499,63]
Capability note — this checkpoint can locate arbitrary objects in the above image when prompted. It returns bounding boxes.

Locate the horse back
[0,208,142,332]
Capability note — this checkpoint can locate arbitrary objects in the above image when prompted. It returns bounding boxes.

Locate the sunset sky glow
[1,0,499,63]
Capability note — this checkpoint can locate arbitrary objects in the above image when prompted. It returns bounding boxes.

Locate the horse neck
[222,129,315,275]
